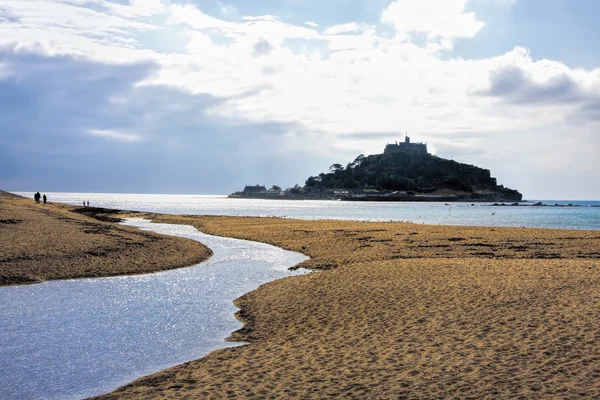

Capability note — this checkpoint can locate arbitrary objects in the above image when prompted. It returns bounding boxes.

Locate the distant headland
[229,135,523,202]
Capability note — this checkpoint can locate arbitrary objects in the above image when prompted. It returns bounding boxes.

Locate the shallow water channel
[0,219,309,399]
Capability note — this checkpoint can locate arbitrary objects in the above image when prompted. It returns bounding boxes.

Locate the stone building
[243,185,267,193]
[384,135,428,156]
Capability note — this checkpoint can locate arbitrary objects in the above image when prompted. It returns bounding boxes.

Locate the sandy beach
[3,193,600,398]
[0,191,211,286]
[95,214,600,398]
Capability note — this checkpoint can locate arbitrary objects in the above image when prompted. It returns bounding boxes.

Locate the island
[229,135,523,202]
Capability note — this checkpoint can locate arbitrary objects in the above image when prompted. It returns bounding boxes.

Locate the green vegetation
[304,152,522,201]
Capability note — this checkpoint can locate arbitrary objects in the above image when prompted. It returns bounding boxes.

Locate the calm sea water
[0,219,308,399]
[15,192,600,230]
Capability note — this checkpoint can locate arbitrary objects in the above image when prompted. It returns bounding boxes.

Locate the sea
[14,192,600,230]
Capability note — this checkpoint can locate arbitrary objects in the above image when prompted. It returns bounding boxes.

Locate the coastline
[0,191,212,286]
[4,191,600,398]
[98,214,600,399]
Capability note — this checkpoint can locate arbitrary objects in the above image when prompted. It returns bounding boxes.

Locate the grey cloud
[340,131,491,144]
[577,99,600,122]
[433,143,487,158]
[252,38,274,57]
[339,131,406,140]
[261,66,278,75]
[480,66,582,104]
[0,49,328,193]
[229,84,273,100]
[477,65,600,123]
[422,131,489,139]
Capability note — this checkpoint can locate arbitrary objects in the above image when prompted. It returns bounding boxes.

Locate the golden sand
[0,191,211,285]
[95,214,600,399]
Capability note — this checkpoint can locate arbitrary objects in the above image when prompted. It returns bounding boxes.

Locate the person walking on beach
[86,201,90,207]
[34,192,40,203]
[42,194,47,204]
[83,201,86,207]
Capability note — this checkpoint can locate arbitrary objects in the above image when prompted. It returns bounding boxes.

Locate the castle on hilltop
[384,135,428,156]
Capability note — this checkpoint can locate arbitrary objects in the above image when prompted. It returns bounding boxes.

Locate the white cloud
[129,0,164,12]
[217,1,238,16]
[323,22,369,35]
[241,15,280,22]
[169,4,234,30]
[0,0,161,61]
[185,31,214,54]
[4,1,597,137]
[471,0,518,7]
[0,62,12,79]
[304,21,318,28]
[88,129,143,142]
[2,0,600,197]
[381,0,484,48]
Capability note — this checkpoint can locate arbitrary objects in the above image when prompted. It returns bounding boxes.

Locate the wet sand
[95,214,600,399]
[4,192,600,398]
[0,191,211,286]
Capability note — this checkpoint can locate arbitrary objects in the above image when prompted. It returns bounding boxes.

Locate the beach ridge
[97,214,600,399]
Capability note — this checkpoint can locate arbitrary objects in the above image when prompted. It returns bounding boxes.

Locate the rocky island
[230,136,522,202]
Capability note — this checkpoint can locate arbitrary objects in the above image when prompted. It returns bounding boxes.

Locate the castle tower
[384,134,429,156]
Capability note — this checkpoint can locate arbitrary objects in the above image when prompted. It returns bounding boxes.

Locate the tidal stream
[0,219,308,399]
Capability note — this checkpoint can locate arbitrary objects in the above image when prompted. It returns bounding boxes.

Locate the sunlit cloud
[0,0,599,197]
[381,0,484,47]
[88,129,143,142]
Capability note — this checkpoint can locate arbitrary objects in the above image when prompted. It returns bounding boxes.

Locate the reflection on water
[0,219,308,399]
[15,192,600,230]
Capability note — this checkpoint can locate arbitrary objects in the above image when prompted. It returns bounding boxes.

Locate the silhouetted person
[43,194,47,204]
[86,201,90,207]
[83,201,86,207]
[34,192,41,204]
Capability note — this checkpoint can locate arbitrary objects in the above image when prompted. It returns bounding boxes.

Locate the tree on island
[303,150,522,201]
[329,163,344,173]
[288,184,302,194]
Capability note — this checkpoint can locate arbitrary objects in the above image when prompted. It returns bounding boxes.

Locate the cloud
[0,49,330,192]
[576,100,600,122]
[471,0,518,7]
[1,0,599,197]
[381,0,484,48]
[252,37,274,57]
[0,0,162,62]
[217,1,238,16]
[339,132,404,140]
[241,15,280,22]
[477,60,600,123]
[4,0,597,138]
[88,129,143,142]
[129,0,165,13]
[3,1,598,137]
[479,66,583,104]
[323,22,368,35]
[304,21,318,28]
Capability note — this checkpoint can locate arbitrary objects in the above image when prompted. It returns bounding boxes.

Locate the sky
[0,0,598,199]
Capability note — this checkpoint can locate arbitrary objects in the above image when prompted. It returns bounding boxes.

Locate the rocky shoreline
[491,201,598,207]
